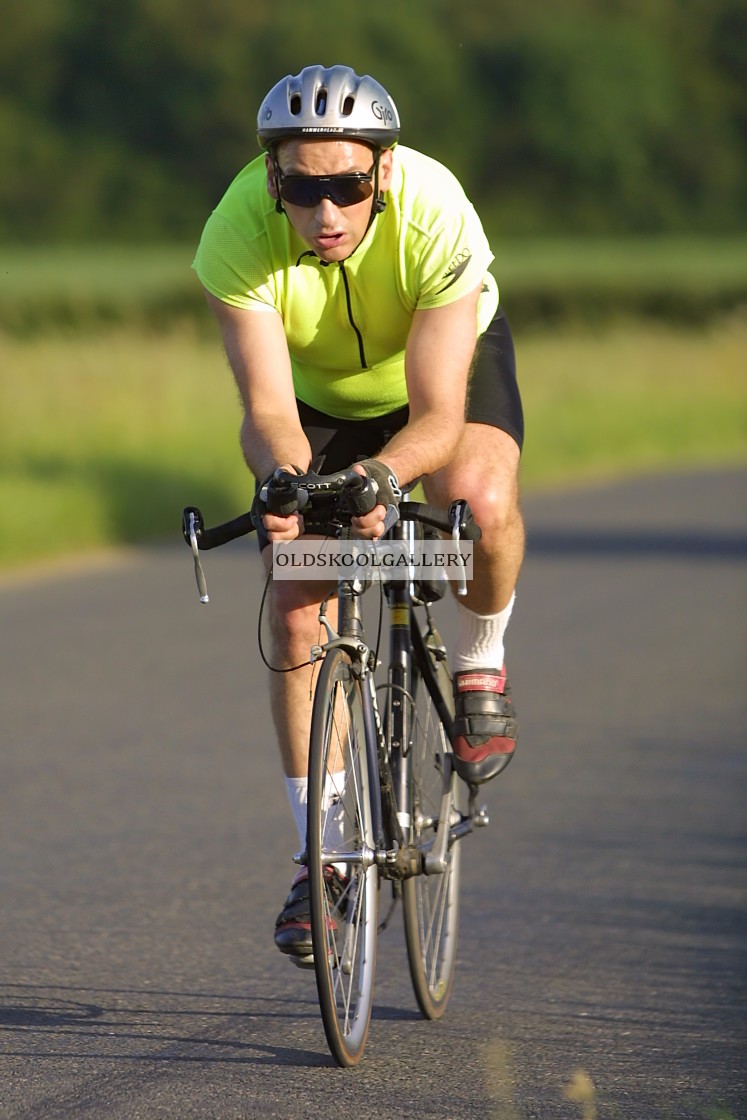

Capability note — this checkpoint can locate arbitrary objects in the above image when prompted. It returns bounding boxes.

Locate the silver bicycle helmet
[257,64,400,150]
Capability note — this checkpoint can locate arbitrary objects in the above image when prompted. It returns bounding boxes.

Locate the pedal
[467,785,490,828]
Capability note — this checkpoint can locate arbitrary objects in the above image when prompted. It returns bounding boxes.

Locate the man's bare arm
[375,284,481,486]
[204,291,312,480]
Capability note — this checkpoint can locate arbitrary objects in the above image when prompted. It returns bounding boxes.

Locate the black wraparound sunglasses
[277,162,377,208]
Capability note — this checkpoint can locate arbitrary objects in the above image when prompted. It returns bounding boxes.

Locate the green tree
[0,0,744,240]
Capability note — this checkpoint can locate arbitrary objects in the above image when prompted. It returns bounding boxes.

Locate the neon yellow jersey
[193,145,499,420]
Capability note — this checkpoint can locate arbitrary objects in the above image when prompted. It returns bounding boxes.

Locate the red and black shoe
[273,865,348,961]
[452,666,518,784]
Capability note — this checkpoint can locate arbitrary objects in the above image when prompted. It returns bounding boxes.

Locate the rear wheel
[307,648,379,1066]
[401,638,462,1019]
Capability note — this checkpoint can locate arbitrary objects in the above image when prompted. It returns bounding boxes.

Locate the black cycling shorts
[255,306,523,546]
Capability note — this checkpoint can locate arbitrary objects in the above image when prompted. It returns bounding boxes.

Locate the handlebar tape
[182,507,255,551]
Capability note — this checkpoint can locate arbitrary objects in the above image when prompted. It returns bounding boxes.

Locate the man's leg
[425,423,524,614]
[264,561,331,778]
[260,403,410,958]
[424,423,524,783]
[262,555,344,958]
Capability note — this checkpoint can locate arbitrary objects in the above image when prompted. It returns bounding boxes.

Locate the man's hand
[351,458,401,540]
[251,465,305,542]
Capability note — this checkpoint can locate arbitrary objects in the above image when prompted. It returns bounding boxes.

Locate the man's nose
[316,197,340,220]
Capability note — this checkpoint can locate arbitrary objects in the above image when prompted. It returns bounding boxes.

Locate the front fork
[310,589,404,867]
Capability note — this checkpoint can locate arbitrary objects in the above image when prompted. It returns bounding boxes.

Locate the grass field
[0,244,200,336]
[2,314,745,571]
[2,237,747,333]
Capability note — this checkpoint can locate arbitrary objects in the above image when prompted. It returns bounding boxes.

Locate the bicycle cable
[256,561,316,674]
[256,542,386,674]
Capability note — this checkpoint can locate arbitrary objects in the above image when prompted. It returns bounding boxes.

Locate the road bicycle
[182,467,490,1066]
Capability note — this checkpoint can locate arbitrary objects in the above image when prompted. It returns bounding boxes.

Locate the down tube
[387,584,413,827]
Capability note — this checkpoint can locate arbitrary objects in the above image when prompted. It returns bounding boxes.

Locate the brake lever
[449,499,469,597]
[188,511,210,604]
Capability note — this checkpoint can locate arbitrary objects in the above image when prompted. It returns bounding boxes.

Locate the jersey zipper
[339,260,368,369]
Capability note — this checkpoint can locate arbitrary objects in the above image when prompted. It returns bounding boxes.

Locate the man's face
[266,139,393,262]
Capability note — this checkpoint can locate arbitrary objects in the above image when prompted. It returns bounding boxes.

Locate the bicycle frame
[181,476,489,1063]
[308,505,487,883]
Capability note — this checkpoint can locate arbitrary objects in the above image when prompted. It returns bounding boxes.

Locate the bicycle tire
[307,648,379,1066]
[401,634,462,1019]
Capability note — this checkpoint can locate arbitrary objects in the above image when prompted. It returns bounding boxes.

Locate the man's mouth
[314,232,346,251]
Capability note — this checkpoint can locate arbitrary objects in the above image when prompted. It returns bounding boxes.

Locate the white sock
[284,772,347,864]
[285,775,309,849]
[452,592,516,672]
[321,771,347,857]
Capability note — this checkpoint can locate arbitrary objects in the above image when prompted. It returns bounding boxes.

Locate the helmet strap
[266,148,286,215]
[365,150,386,228]
[336,148,385,260]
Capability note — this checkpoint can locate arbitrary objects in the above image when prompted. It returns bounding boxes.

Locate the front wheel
[401,641,462,1019]
[307,648,379,1067]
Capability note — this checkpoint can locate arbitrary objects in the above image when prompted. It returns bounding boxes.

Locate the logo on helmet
[371,100,394,124]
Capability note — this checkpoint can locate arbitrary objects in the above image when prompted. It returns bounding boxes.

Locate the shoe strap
[455,669,506,694]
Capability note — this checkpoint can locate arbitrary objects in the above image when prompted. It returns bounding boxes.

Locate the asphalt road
[1,469,745,1120]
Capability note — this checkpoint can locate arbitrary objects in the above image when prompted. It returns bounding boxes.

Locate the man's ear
[377,148,395,193]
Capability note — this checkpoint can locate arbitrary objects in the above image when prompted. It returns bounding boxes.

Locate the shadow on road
[0,981,330,1068]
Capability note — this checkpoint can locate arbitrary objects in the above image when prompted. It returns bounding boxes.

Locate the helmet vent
[289,93,302,116]
[315,89,327,115]
[341,95,355,116]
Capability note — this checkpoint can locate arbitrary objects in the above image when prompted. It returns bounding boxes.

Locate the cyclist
[193,64,525,961]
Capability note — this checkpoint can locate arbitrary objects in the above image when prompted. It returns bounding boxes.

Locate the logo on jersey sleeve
[436,249,473,294]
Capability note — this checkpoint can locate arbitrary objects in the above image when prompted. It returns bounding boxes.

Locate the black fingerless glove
[357,458,401,508]
[250,466,304,529]
[352,458,401,529]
